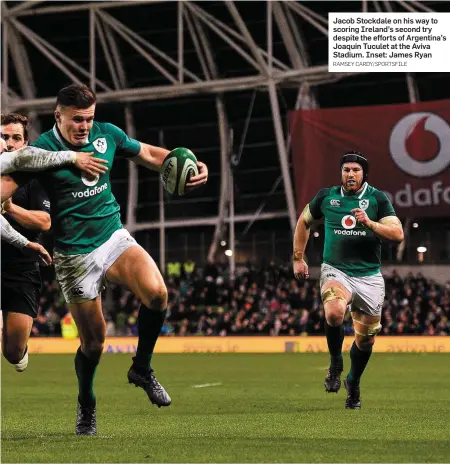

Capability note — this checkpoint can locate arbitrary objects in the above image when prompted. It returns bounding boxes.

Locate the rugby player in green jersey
[4,84,209,434]
[293,152,404,409]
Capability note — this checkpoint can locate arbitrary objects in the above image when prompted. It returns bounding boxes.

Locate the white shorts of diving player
[320,263,385,316]
[54,228,137,304]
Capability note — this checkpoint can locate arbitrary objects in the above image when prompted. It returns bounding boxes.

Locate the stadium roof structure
[1,0,448,267]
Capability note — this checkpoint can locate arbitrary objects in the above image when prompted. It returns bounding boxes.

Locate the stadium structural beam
[274,2,318,109]
[184,8,211,80]
[268,81,297,235]
[7,65,338,112]
[225,0,269,76]
[185,1,289,72]
[186,3,263,74]
[5,10,41,139]
[229,161,236,274]
[95,17,121,89]
[97,11,177,85]
[132,212,289,231]
[98,10,201,83]
[90,9,96,91]
[286,2,328,36]
[10,18,111,92]
[7,0,46,15]
[3,1,165,17]
[178,0,184,83]
[186,13,232,264]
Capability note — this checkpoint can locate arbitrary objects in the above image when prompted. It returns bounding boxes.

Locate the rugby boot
[76,401,97,435]
[127,363,172,408]
[324,361,343,393]
[344,377,361,409]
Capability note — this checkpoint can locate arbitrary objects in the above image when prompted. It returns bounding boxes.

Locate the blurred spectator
[33,265,449,337]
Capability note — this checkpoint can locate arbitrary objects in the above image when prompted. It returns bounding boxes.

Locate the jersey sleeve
[29,180,50,214]
[308,188,331,220]
[105,123,141,158]
[374,190,396,220]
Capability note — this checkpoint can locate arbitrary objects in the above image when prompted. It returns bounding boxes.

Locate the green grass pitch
[2,353,449,463]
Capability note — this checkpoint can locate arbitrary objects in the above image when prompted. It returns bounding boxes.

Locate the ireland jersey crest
[359,199,369,210]
[93,138,107,154]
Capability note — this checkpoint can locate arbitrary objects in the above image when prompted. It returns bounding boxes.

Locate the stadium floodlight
[412,222,419,228]
[225,249,233,256]
[220,240,227,246]
[417,246,427,253]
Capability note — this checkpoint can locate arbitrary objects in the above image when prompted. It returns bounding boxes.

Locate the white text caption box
[329,13,450,72]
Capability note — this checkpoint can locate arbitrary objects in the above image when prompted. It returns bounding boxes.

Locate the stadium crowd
[32,262,450,338]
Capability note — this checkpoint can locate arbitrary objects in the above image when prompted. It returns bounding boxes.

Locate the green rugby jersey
[19,122,141,254]
[308,183,396,277]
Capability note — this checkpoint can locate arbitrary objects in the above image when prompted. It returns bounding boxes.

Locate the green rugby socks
[75,346,99,407]
[347,341,372,383]
[325,322,344,369]
[134,306,167,370]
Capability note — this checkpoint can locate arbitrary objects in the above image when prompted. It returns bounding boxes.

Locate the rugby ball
[160,147,199,196]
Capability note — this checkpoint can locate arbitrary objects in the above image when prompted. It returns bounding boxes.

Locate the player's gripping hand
[74,152,108,177]
[23,241,52,266]
[293,259,309,280]
[351,208,371,228]
[185,161,208,189]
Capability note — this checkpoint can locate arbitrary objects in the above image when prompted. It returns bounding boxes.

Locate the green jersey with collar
[308,183,396,277]
[21,122,141,255]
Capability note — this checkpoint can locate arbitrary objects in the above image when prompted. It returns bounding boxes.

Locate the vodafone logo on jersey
[81,173,100,187]
[341,215,356,229]
[334,215,366,236]
[389,113,450,178]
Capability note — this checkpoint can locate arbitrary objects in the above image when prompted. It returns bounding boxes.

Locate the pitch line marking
[192,382,222,388]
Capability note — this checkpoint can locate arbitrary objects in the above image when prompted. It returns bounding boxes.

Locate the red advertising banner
[290,100,450,217]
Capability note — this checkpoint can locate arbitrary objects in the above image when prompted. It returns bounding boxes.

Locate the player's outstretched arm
[293,204,314,280]
[0,215,52,265]
[132,143,209,188]
[0,146,108,176]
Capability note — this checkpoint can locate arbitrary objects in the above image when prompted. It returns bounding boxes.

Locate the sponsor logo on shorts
[71,286,84,296]
[72,182,108,198]
[326,273,337,278]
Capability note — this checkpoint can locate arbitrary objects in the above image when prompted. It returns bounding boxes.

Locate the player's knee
[356,335,375,351]
[325,301,346,326]
[142,282,168,311]
[3,345,26,365]
[82,340,104,360]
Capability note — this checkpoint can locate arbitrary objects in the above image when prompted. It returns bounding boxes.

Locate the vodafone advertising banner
[290,100,450,217]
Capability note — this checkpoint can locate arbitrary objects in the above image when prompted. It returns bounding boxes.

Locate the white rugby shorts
[54,228,137,304]
[320,263,385,316]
